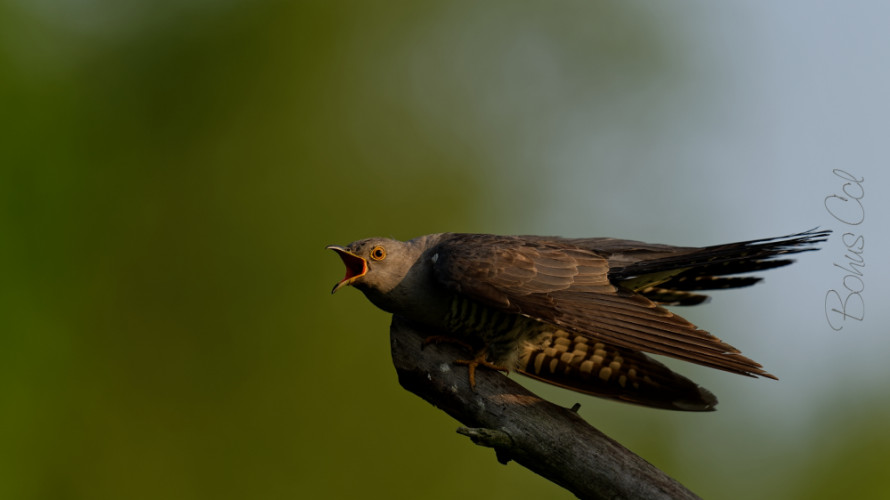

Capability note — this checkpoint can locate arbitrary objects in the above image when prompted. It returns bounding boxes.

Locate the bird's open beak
[326,245,368,294]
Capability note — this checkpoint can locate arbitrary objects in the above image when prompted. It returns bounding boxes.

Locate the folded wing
[429,232,828,378]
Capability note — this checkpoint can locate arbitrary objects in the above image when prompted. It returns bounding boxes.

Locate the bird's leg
[454,351,510,389]
[422,336,509,388]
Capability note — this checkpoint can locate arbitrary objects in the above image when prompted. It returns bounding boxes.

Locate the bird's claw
[455,357,510,389]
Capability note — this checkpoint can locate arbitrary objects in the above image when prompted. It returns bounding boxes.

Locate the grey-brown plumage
[327,228,829,411]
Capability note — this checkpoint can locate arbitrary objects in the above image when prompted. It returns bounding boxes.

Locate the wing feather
[432,233,772,378]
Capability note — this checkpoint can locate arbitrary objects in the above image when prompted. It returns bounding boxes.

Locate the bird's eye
[370,245,386,261]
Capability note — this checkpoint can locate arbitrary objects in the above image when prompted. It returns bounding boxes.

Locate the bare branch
[390,315,701,500]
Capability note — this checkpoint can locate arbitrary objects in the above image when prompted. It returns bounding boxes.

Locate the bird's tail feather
[516,330,718,411]
[612,228,830,304]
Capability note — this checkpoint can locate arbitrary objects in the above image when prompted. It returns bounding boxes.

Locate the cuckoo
[327,229,829,411]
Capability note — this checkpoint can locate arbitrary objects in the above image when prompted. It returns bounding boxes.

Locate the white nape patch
[438,362,451,373]
[431,253,439,263]
[449,385,459,394]
[427,373,432,381]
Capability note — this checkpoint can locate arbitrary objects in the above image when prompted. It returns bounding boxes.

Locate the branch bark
[389,315,701,500]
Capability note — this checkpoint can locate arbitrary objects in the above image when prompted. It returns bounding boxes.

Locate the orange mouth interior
[328,246,368,293]
[337,250,367,283]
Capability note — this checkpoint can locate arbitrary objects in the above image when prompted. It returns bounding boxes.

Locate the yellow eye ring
[369,245,386,261]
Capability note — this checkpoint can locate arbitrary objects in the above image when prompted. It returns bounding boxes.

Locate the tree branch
[389,315,701,500]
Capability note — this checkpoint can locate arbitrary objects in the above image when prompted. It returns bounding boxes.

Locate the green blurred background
[2,1,888,499]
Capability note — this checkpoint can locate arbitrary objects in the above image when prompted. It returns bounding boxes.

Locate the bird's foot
[455,355,510,389]
[422,337,508,388]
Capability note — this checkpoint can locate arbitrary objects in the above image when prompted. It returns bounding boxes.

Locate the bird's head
[327,234,449,317]
[326,237,414,295]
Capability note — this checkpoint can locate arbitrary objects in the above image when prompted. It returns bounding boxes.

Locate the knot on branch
[457,427,515,464]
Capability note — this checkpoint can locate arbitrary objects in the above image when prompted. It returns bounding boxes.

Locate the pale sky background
[555,2,889,471]
[516,0,890,440]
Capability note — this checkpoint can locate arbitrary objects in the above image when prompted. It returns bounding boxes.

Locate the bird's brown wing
[430,233,773,378]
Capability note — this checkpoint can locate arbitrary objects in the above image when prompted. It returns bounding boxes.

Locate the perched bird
[327,229,829,411]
